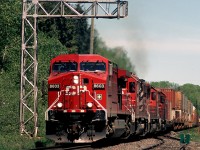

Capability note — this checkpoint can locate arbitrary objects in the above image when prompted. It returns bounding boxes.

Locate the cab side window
[160,96,165,103]
[129,82,135,93]
[151,92,156,100]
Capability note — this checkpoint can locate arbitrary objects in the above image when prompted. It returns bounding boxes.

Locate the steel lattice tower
[20,0,128,137]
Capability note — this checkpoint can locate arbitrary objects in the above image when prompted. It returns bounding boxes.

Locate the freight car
[158,88,199,130]
[45,54,199,143]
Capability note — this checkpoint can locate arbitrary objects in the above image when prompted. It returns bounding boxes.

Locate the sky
[94,0,200,86]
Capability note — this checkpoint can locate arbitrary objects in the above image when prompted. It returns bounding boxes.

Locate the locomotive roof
[118,68,132,77]
[117,68,142,82]
[50,54,109,63]
[151,86,157,90]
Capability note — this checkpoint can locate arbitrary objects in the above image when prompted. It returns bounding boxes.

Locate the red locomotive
[45,54,198,143]
[149,86,160,133]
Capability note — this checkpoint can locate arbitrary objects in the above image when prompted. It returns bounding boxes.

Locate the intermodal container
[175,91,182,110]
[158,88,175,121]
[192,106,198,126]
[187,100,192,121]
[183,95,188,113]
[159,89,175,109]
[188,100,190,114]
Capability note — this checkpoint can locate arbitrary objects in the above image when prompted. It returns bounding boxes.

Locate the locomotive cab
[117,69,151,137]
[158,91,167,130]
[46,54,117,143]
[149,87,161,133]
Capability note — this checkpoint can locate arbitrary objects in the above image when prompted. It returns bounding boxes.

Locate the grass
[178,127,200,143]
[0,133,55,150]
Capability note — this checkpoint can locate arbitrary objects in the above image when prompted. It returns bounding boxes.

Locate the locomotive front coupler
[67,123,82,142]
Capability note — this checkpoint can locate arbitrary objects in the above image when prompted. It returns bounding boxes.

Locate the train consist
[45,54,199,143]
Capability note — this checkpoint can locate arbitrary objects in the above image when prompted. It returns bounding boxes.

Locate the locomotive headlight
[57,102,63,108]
[87,102,93,108]
[73,75,79,84]
[73,76,78,80]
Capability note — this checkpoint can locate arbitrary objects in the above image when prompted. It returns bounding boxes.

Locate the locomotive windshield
[52,62,77,72]
[80,61,106,72]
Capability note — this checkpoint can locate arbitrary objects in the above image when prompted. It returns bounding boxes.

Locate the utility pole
[90,4,95,54]
[20,0,128,137]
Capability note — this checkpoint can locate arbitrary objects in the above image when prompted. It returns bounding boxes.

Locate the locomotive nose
[60,73,96,110]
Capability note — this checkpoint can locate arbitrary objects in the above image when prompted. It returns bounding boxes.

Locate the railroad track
[32,142,92,150]
[142,133,190,150]
[32,137,141,150]
[32,132,191,150]
[142,136,165,150]
[32,138,125,150]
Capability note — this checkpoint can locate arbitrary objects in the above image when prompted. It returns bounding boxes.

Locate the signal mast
[20,0,128,137]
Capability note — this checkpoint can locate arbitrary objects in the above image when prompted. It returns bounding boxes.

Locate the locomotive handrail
[124,105,131,112]
[85,89,108,124]
[45,90,64,121]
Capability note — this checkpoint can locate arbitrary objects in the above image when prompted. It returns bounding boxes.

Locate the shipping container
[192,106,198,126]
[175,91,182,110]
[189,102,193,122]
[155,89,197,127]
[187,100,191,115]
[187,100,192,122]
[159,88,175,109]
[183,96,188,113]
[157,88,174,121]
[182,94,186,113]
[174,110,182,122]
[166,100,172,121]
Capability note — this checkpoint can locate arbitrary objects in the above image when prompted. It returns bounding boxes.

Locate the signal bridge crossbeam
[20,0,128,137]
[25,0,128,18]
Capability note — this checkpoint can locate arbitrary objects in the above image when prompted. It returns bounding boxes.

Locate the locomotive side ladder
[20,0,128,137]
